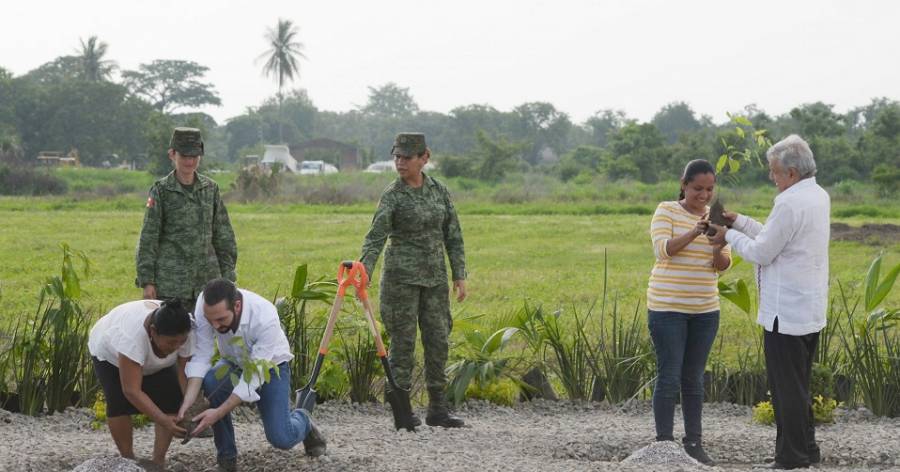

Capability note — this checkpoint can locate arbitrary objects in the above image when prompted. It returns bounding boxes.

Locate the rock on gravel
[70,457,144,472]
[622,441,704,468]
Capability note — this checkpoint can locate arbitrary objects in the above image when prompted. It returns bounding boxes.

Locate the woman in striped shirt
[647,159,731,465]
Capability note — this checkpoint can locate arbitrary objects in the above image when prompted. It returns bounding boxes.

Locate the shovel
[349,261,417,432]
[294,261,416,431]
[294,262,353,413]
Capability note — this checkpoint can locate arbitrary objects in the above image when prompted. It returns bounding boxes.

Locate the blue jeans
[203,360,310,460]
[648,310,719,443]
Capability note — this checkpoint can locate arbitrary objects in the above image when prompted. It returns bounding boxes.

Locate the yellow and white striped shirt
[647,201,731,314]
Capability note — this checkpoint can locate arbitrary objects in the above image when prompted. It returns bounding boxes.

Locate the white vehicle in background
[364,160,435,173]
[364,160,395,173]
[299,160,339,175]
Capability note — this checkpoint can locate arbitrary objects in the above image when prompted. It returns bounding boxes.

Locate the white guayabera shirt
[725,177,830,336]
[186,289,293,402]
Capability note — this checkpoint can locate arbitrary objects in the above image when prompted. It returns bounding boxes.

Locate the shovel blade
[295,386,318,413]
[386,387,415,431]
[379,356,415,431]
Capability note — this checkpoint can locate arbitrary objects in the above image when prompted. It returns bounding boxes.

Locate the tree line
[1,29,898,189]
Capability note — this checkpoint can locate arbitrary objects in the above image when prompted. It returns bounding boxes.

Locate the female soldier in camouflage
[136,127,237,308]
[360,132,468,428]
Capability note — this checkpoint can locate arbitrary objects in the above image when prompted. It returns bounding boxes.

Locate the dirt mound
[831,223,900,245]
[621,441,705,468]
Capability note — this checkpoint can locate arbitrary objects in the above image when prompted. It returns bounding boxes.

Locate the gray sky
[4,0,899,125]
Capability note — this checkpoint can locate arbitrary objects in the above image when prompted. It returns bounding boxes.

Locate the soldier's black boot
[425,388,465,428]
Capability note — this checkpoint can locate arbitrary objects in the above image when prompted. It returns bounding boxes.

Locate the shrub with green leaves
[836,254,900,417]
[275,264,336,392]
[8,243,94,415]
[812,395,841,424]
[466,378,521,407]
[90,392,150,430]
[752,400,775,425]
[446,324,523,406]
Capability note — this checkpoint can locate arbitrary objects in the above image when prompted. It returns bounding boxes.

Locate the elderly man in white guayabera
[708,135,830,470]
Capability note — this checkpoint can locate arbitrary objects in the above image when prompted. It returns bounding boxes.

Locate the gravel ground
[1,400,899,472]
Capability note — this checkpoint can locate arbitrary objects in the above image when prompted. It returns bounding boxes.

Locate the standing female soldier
[136,127,238,307]
[360,132,468,428]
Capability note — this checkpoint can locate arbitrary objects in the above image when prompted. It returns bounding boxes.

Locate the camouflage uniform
[360,133,466,402]
[135,128,237,307]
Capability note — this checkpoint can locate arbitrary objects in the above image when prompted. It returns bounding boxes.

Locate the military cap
[391,132,427,157]
[169,127,204,157]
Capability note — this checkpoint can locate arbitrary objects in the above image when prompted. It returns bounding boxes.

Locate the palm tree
[77,36,116,82]
[258,19,306,143]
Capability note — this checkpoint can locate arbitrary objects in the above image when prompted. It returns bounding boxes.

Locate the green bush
[752,401,775,425]
[872,164,900,197]
[91,392,150,430]
[812,395,841,424]
[0,165,67,196]
[810,363,835,399]
[753,396,842,426]
[466,378,520,406]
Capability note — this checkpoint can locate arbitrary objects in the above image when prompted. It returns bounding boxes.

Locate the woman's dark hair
[679,159,717,200]
[152,299,192,336]
[203,277,242,312]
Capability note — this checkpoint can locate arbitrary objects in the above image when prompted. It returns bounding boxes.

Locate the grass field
[1,192,897,363]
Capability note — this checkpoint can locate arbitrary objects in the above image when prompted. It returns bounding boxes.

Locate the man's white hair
[766,134,817,178]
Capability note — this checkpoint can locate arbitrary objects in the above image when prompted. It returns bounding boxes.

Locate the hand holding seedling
[191,407,225,436]
[720,211,738,227]
[158,415,187,438]
[693,218,710,237]
[707,224,728,247]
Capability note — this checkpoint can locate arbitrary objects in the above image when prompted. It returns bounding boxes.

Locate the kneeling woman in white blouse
[88,299,194,467]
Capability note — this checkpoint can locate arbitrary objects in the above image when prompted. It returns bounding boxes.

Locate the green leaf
[291,265,308,299]
[735,127,746,139]
[865,255,883,312]
[229,373,239,386]
[729,158,741,173]
[215,363,231,380]
[719,279,751,315]
[298,290,330,301]
[228,336,246,347]
[716,154,728,173]
[482,327,519,354]
[869,259,900,313]
[733,115,753,126]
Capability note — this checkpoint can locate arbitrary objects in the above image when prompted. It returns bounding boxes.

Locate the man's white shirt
[186,289,293,402]
[725,178,830,336]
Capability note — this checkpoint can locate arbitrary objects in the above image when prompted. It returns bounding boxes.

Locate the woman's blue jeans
[648,310,719,443]
[203,360,311,460]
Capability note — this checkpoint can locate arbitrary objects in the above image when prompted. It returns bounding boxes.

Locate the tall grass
[6,244,94,414]
[511,252,653,403]
[588,254,653,403]
[835,254,900,416]
[275,264,336,391]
